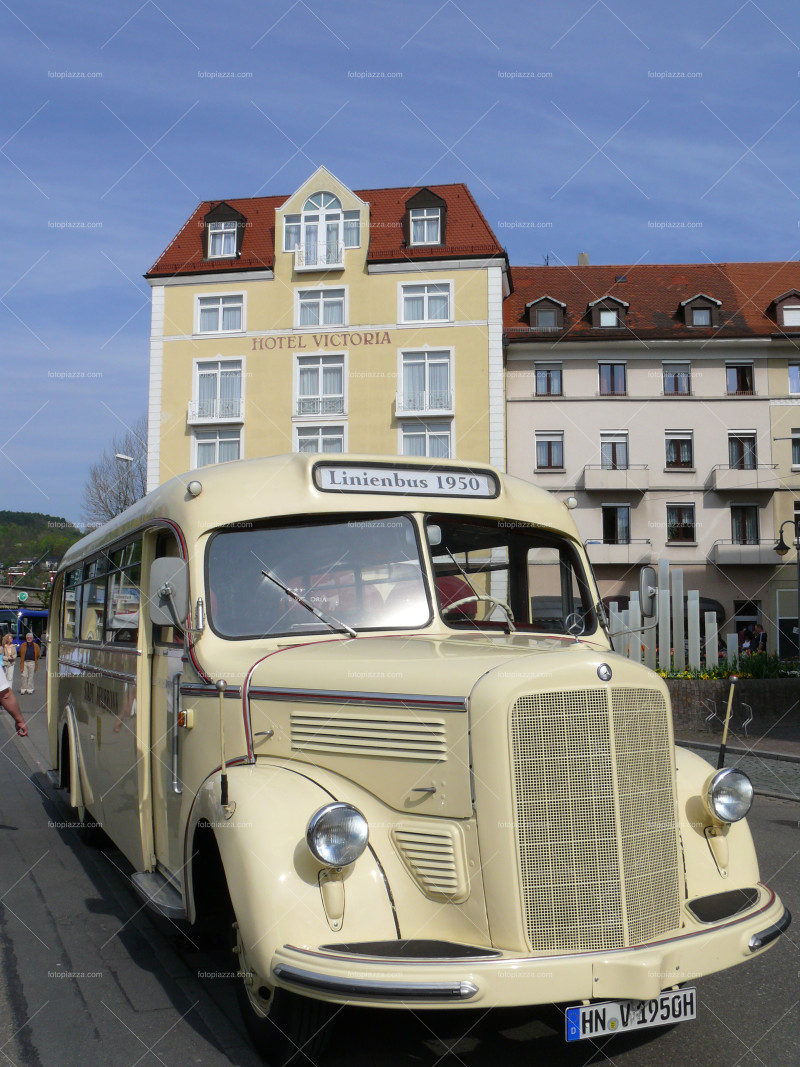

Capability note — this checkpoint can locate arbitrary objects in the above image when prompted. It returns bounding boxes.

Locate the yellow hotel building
[145,166,509,489]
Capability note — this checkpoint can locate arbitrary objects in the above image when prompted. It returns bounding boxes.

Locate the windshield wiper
[261,568,357,638]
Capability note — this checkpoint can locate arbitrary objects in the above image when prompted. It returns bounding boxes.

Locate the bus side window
[105,564,141,644]
[62,569,81,640]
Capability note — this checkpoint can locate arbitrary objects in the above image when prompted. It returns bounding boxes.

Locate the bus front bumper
[271,885,789,1008]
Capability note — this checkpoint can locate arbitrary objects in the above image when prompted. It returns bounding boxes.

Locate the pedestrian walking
[1,633,16,689]
[0,662,27,735]
[18,632,39,693]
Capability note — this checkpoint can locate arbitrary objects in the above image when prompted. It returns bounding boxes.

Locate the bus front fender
[187,763,398,979]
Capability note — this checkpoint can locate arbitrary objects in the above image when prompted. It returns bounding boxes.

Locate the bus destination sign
[314,463,498,498]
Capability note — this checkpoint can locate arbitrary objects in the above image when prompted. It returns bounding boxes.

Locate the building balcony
[709,465,779,492]
[294,243,344,272]
[585,539,652,566]
[187,398,244,424]
[395,390,454,416]
[296,397,346,417]
[581,465,649,492]
[709,539,780,565]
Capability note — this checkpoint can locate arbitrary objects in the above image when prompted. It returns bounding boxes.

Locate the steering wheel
[443,594,516,630]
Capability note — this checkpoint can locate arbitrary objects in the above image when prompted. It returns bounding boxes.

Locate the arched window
[283,192,360,269]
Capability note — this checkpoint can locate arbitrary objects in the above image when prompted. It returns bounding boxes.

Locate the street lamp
[774,517,800,659]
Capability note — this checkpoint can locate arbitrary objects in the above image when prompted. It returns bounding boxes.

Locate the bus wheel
[233,923,335,1065]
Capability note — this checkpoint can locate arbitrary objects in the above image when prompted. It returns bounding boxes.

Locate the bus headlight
[704,768,754,823]
[306,803,369,867]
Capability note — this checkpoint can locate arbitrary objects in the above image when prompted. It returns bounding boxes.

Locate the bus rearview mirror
[149,557,189,628]
[639,565,657,619]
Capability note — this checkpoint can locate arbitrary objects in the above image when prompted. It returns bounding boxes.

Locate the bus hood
[244,632,654,710]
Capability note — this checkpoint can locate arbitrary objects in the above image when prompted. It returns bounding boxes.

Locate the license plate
[565,987,697,1041]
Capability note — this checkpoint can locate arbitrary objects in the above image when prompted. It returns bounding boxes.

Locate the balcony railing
[187,397,244,424]
[296,396,346,416]
[584,539,652,566]
[395,389,454,415]
[710,539,779,565]
[294,243,344,271]
[709,464,779,492]
[581,464,649,492]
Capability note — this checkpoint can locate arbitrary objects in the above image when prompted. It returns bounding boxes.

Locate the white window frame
[782,305,800,327]
[191,357,245,422]
[399,281,453,324]
[207,220,238,259]
[294,286,348,329]
[294,423,347,454]
[282,193,360,260]
[789,363,800,394]
[409,206,441,246]
[195,292,246,335]
[600,431,629,470]
[294,351,347,418]
[599,308,620,327]
[690,306,712,327]
[192,426,243,468]
[398,418,453,458]
[397,347,454,415]
[534,430,564,472]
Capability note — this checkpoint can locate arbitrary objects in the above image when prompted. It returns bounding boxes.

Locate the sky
[2,0,799,527]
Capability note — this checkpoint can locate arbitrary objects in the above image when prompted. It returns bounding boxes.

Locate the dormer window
[203,202,246,261]
[772,289,800,328]
[526,296,565,330]
[283,192,360,271]
[404,188,447,247]
[680,293,721,327]
[410,207,441,245]
[209,221,236,258]
[589,295,628,328]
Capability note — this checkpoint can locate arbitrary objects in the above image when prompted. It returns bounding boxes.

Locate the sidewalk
[0,684,261,1066]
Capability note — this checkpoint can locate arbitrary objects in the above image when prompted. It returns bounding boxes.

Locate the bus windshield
[207,514,430,637]
[207,511,598,640]
[427,515,597,636]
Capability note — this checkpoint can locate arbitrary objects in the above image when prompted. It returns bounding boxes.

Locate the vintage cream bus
[48,454,789,1061]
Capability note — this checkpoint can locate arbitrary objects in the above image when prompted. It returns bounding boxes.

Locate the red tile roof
[146,184,505,278]
[505,261,800,342]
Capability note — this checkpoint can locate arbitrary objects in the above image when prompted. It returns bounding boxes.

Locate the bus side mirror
[149,557,189,628]
[639,566,657,619]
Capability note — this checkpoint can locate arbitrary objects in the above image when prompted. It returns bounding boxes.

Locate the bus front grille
[510,687,682,953]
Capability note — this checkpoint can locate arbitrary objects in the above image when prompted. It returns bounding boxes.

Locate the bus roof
[59,453,580,569]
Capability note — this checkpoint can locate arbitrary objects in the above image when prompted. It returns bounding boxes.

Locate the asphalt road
[1,685,797,1066]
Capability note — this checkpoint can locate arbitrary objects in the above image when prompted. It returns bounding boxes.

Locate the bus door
[149,620,186,884]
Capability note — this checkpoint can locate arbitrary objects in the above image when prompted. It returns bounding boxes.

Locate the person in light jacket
[18,632,39,693]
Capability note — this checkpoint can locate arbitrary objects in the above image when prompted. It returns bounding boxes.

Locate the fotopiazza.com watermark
[497,220,553,229]
[48,370,102,379]
[498,71,553,79]
[48,970,103,978]
[48,71,102,79]
[348,70,403,79]
[648,71,702,79]
[48,220,103,229]
[198,71,253,79]
[648,220,703,229]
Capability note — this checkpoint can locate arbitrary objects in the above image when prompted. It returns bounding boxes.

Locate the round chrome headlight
[306,803,369,867]
[705,768,754,823]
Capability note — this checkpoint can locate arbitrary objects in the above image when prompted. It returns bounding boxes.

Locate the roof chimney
[578,252,589,266]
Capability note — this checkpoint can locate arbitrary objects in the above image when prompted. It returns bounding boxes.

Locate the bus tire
[234,923,335,1065]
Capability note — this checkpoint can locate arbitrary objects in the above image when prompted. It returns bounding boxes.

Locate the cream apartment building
[145,166,508,490]
[505,261,800,654]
